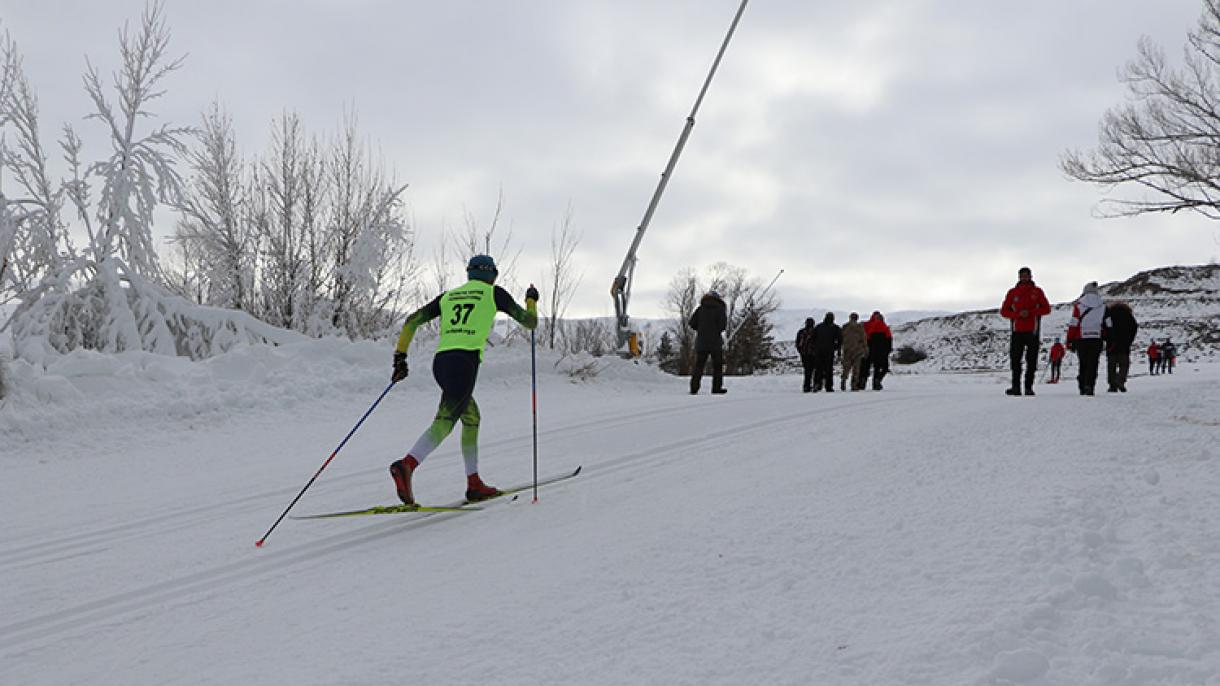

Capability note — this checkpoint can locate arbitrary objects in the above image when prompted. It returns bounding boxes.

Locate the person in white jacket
[1065,281,1106,396]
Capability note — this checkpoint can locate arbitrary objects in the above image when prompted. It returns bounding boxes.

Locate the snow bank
[0,335,673,453]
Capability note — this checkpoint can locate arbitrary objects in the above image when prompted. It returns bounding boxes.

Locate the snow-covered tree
[324,111,413,338]
[8,2,302,363]
[170,101,251,310]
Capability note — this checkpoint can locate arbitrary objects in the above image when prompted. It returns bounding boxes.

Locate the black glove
[392,352,409,383]
[525,284,540,302]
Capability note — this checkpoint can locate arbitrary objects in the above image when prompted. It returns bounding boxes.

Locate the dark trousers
[1106,351,1130,390]
[690,349,724,393]
[858,356,871,389]
[800,353,815,391]
[1009,332,1039,390]
[1149,357,1157,375]
[812,352,835,391]
[433,349,481,421]
[868,349,889,390]
[1050,359,1062,382]
[1075,339,1103,394]
[1166,357,1174,374]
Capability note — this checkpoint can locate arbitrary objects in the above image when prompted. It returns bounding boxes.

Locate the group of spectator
[1003,266,1168,397]
[794,311,893,392]
[1145,339,1178,375]
[686,267,1183,398]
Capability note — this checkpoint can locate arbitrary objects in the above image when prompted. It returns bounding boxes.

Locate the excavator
[610,0,749,357]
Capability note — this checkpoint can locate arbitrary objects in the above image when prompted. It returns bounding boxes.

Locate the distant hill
[891,264,1220,371]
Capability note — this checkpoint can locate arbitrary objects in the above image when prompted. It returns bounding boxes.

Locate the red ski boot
[465,472,502,502]
[389,455,419,505]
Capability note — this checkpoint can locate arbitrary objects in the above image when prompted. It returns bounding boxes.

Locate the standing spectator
[1161,338,1177,374]
[1102,301,1138,393]
[1066,281,1105,396]
[1146,340,1160,376]
[688,290,728,395]
[1048,338,1066,384]
[840,312,867,391]
[795,317,816,393]
[810,312,842,392]
[1000,266,1053,396]
[863,311,893,390]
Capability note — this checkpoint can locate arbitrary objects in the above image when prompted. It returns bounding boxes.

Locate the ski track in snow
[2,344,1219,685]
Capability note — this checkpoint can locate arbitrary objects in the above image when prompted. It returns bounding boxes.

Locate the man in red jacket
[1000,266,1052,396]
[1048,338,1066,384]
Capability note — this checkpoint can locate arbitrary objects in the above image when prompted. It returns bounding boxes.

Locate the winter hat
[466,254,498,283]
[804,317,814,327]
[849,312,859,321]
[823,312,835,323]
[1082,281,1099,295]
[707,290,721,299]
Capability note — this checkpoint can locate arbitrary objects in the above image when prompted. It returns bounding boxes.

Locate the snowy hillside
[3,334,1220,685]
[892,264,1220,371]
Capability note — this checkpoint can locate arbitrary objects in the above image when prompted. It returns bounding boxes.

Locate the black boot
[1006,387,1021,396]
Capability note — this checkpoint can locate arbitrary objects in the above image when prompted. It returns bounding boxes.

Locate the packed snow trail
[2,345,1218,685]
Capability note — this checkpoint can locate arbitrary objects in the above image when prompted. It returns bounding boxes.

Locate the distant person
[810,312,842,392]
[863,311,893,390]
[1146,340,1160,376]
[1066,281,1105,396]
[1102,301,1138,393]
[1161,338,1177,374]
[1000,266,1052,396]
[689,290,728,395]
[840,312,867,391]
[795,317,816,393]
[1048,338,1066,384]
[387,254,538,505]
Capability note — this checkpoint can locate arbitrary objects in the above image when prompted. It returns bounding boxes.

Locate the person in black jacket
[795,317,816,392]
[810,312,842,392]
[688,291,728,394]
[1102,301,1138,393]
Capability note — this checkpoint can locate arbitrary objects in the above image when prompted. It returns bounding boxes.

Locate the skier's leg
[711,349,725,392]
[404,352,478,464]
[460,397,481,476]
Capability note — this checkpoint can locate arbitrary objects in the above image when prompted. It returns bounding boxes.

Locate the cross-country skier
[387,255,538,504]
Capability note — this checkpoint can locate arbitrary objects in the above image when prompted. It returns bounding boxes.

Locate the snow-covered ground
[2,340,1219,685]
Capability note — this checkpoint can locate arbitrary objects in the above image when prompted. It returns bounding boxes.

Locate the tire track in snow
[0,392,913,649]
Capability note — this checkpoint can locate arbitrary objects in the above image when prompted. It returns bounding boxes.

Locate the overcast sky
[3,0,1217,318]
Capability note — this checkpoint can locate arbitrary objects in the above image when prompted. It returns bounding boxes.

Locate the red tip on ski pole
[255,540,266,548]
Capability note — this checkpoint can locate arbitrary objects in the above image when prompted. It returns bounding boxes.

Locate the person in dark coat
[688,291,728,394]
[810,312,842,392]
[1161,339,1177,374]
[795,317,816,392]
[1102,301,1138,393]
[863,311,893,390]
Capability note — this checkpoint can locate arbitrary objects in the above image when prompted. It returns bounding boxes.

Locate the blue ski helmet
[466,254,498,283]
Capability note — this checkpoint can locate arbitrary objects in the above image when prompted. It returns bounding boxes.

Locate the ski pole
[255,381,396,547]
[530,327,539,503]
